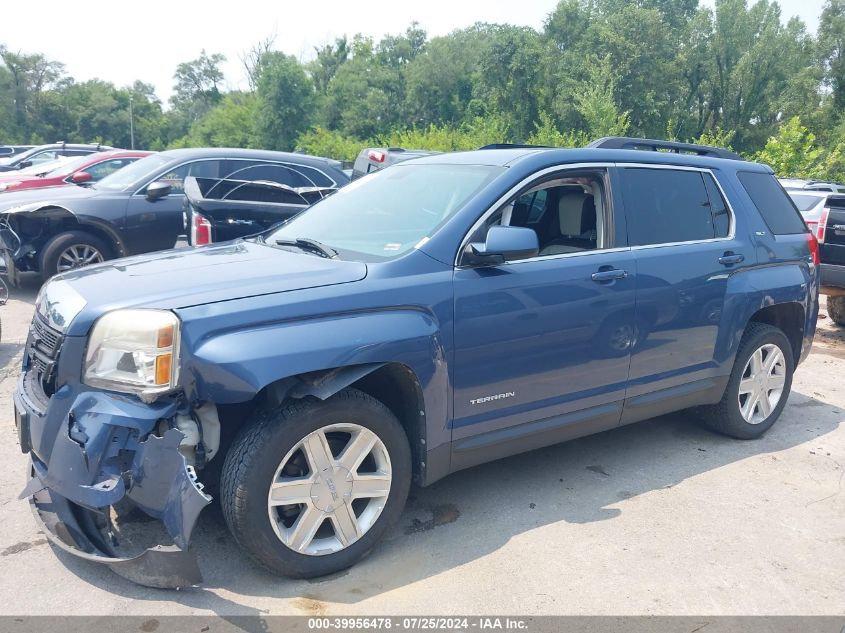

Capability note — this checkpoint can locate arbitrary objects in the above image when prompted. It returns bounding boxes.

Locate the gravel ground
[0,278,842,616]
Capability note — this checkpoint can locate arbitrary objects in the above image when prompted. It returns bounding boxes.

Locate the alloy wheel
[737,343,786,424]
[267,423,392,556]
[56,244,104,272]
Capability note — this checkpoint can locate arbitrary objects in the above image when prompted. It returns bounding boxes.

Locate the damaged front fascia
[20,389,212,587]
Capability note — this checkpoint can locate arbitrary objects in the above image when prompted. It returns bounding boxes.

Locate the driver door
[450,167,636,468]
[125,160,223,254]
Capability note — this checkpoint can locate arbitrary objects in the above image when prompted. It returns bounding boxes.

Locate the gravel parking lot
[0,277,842,616]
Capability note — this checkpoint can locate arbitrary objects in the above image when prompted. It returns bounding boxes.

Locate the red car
[0,150,152,193]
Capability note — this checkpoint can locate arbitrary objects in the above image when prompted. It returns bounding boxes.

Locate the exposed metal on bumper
[28,484,202,588]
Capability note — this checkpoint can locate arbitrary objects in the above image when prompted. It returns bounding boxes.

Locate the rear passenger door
[615,165,754,422]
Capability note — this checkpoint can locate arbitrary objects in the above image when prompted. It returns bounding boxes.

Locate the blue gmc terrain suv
[14,137,820,587]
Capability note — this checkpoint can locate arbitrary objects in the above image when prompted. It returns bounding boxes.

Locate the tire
[220,388,412,578]
[827,296,845,327]
[39,230,112,282]
[699,322,794,439]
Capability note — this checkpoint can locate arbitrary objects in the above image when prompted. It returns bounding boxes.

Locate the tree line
[2,0,845,180]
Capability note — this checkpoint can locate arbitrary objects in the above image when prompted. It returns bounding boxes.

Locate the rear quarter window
[737,171,807,235]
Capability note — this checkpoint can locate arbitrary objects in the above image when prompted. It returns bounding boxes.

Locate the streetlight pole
[129,96,135,150]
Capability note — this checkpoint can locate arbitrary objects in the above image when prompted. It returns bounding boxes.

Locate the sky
[0,0,830,104]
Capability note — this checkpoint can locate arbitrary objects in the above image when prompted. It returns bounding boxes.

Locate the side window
[469,170,608,259]
[518,189,548,224]
[224,162,303,187]
[737,171,807,235]
[85,158,137,181]
[222,161,335,188]
[152,161,224,195]
[155,164,191,194]
[620,168,715,246]
[29,150,59,165]
[703,173,731,238]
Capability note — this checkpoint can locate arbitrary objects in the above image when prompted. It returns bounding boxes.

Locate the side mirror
[70,171,92,184]
[17,160,31,169]
[146,181,172,200]
[467,225,539,265]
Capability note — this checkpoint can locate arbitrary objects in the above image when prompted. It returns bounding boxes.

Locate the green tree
[169,50,227,138]
[0,47,66,140]
[753,116,826,178]
[256,52,314,151]
[820,0,845,110]
[174,92,260,148]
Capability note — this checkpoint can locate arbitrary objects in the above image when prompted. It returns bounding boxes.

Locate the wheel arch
[9,203,128,267]
[56,214,128,259]
[747,302,805,363]
[184,309,450,485]
[718,263,812,369]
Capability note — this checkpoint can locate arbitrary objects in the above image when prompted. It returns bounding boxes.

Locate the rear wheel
[221,388,411,578]
[827,295,845,327]
[40,230,111,281]
[699,322,794,439]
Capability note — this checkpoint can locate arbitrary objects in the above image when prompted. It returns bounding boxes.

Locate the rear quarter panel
[716,169,819,365]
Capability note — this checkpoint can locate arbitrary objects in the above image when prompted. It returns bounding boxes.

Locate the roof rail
[479,143,551,150]
[587,136,743,161]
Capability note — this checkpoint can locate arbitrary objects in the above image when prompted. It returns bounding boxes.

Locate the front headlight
[84,309,180,397]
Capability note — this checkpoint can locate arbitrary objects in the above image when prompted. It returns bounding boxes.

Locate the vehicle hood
[41,240,368,336]
[0,183,101,211]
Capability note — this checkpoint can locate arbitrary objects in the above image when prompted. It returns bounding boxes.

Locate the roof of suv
[405,146,769,173]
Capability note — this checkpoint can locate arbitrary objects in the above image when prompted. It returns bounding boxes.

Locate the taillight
[367,150,386,163]
[191,212,212,246]
[808,231,820,266]
[817,207,830,243]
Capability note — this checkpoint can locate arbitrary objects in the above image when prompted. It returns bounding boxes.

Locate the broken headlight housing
[84,309,180,398]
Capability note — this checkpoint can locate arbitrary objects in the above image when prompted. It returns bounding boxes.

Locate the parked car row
[0,147,348,282]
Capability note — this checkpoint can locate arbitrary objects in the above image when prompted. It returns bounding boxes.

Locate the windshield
[94,153,171,191]
[41,155,95,177]
[268,163,502,261]
[788,193,826,212]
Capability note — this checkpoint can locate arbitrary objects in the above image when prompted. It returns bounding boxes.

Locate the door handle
[718,252,745,266]
[591,268,627,283]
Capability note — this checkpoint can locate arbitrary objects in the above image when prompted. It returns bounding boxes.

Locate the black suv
[0,148,348,282]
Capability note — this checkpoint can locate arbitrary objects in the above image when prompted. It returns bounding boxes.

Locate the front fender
[182,309,447,405]
[2,203,129,257]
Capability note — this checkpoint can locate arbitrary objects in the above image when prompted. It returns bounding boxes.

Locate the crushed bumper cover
[17,383,212,588]
[28,484,203,588]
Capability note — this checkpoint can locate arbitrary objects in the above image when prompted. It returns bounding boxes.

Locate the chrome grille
[32,314,60,355]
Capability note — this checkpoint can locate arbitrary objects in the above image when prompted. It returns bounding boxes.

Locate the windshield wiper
[274,237,339,259]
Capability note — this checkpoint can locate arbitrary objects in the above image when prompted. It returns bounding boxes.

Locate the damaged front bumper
[16,376,212,588]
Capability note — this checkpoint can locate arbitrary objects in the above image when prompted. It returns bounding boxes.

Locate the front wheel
[221,388,411,578]
[39,230,111,281]
[699,322,794,439]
